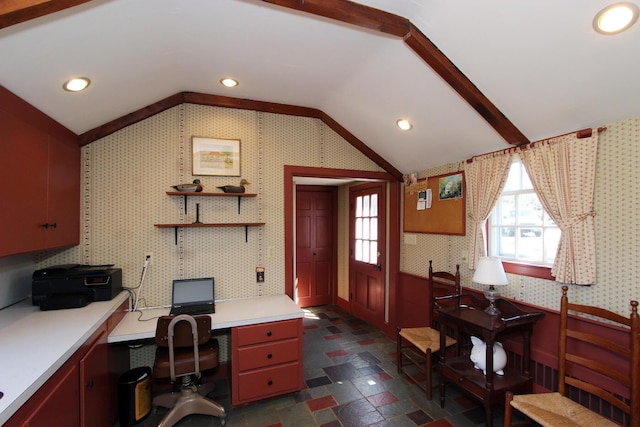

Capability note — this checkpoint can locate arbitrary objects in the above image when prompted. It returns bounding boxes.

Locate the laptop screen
[172,278,214,306]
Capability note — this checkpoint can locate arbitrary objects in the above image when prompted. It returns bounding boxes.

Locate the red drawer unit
[231,318,303,405]
[236,362,302,403]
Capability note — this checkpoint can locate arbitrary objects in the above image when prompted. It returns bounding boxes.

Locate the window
[354,193,378,265]
[488,156,560,267]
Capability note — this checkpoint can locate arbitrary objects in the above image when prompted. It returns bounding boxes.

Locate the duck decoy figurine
[172,179,203,192]
[217,179,250,193]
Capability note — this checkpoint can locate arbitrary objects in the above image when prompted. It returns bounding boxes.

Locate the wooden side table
[438,299,544,427]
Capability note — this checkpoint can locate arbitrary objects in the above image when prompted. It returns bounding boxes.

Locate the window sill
[502,261,555,281]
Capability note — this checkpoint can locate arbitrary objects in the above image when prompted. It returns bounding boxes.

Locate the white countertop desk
[0,293,302,425]
[108,294,304,343]
[0,292,129,425]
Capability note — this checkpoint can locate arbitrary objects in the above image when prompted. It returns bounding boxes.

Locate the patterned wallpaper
[400,117,640,317]
[35,103,381,364]
[34,106,639,363]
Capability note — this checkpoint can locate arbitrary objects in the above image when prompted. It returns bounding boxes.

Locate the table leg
[439,322,446,408]
[485,403,493,427]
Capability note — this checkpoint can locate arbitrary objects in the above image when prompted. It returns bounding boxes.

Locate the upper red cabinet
[0,86,80,258]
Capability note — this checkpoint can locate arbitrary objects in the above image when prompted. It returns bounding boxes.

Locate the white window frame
[488,155,560,267]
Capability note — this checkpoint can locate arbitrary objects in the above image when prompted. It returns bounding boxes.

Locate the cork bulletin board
[403,171,466,235]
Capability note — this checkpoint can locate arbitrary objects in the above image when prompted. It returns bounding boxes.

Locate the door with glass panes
[349,182,386,328]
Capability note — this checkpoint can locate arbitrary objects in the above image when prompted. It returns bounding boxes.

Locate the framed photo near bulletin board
[192,136,241,176]
[403,171,466,235]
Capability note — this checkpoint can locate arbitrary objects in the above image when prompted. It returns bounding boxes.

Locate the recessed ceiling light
[220,78,239,88]
[396,119,413,131]
[63,77,91,92]
[593,2,639,34]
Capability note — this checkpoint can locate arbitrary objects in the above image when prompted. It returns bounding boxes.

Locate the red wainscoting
[396,271,633,402]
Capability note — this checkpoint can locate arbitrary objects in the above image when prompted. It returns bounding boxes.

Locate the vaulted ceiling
[1,0,639,178]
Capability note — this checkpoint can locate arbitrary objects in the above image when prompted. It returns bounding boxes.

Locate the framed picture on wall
[192,136,241,176]
[438,172,463,200]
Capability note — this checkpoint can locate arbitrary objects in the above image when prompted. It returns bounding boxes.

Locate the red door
[349,182,386,328]
[295,186,336,307]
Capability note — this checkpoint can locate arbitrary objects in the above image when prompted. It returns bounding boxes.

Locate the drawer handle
[267,353,273,359]
[266,330,272,337]
[86,379,94,388]
[267,380,273,386]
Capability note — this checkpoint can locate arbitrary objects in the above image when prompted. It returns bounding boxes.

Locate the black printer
[32,264,123,311]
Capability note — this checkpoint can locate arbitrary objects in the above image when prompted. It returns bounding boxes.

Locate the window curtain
[465,150,514,269]
[519,132,598,284]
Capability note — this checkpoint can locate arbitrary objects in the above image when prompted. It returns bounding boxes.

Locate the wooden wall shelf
[154,223,265,244]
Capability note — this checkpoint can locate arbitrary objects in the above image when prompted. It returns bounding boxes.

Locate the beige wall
[37,104,382,304]
[32,106,640,360]
[33,104,382,364]
[400,117,640,316]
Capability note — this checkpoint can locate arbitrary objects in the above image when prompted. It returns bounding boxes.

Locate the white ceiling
[1,0,638,174]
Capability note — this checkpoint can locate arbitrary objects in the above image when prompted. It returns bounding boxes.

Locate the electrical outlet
[145,253,153,265]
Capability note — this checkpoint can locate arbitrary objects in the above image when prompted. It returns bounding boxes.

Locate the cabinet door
[46,136,80,249]
[25,363,80,427]
[80,329,112,427]
[0,111,49,256]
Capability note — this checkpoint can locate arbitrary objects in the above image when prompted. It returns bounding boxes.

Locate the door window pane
[370,242,378,265]
[354,193,379,265]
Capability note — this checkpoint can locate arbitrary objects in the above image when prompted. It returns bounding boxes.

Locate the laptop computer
[169,277,215,316]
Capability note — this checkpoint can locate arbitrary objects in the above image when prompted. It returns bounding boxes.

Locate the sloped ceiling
[1,0,639,176]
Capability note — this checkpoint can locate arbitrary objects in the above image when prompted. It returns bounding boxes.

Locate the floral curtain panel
[519,132,598,284]
[465,150,514,269]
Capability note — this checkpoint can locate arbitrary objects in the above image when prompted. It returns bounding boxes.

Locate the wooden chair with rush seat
[153,314,226,427]
[504,285,640,427]
[396,260,462,400]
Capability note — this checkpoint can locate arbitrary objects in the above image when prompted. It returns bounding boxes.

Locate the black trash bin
[118,366,152,426]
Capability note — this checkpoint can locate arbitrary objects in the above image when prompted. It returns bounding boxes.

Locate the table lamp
[472,256,509,315]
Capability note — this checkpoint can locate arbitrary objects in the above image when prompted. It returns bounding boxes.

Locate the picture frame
[438,172,463,200]
[192,136,241,176]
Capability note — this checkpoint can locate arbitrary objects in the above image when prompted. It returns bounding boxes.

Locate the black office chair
[153,314,226,427]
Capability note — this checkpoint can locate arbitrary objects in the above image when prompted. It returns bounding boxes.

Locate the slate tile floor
[136,305,509,427]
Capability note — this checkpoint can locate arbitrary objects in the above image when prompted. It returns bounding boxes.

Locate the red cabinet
[231,318,303,405]
[80,328,111,427]
[22,363,80,427]
[4,301,128,427]
[0,86,79,258]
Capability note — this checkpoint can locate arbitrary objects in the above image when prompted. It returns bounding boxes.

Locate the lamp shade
[472,257,508,286]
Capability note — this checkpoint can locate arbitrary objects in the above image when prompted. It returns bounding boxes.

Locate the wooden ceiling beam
[264,1,530,147]
[77,93,185,146]
[321,112,403,180]
[262,0,410,37]
[404,24,530,146]
[182,92,323,119]
[0,0,91,30]
[77,91,404,180]
[6,0,528,164]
